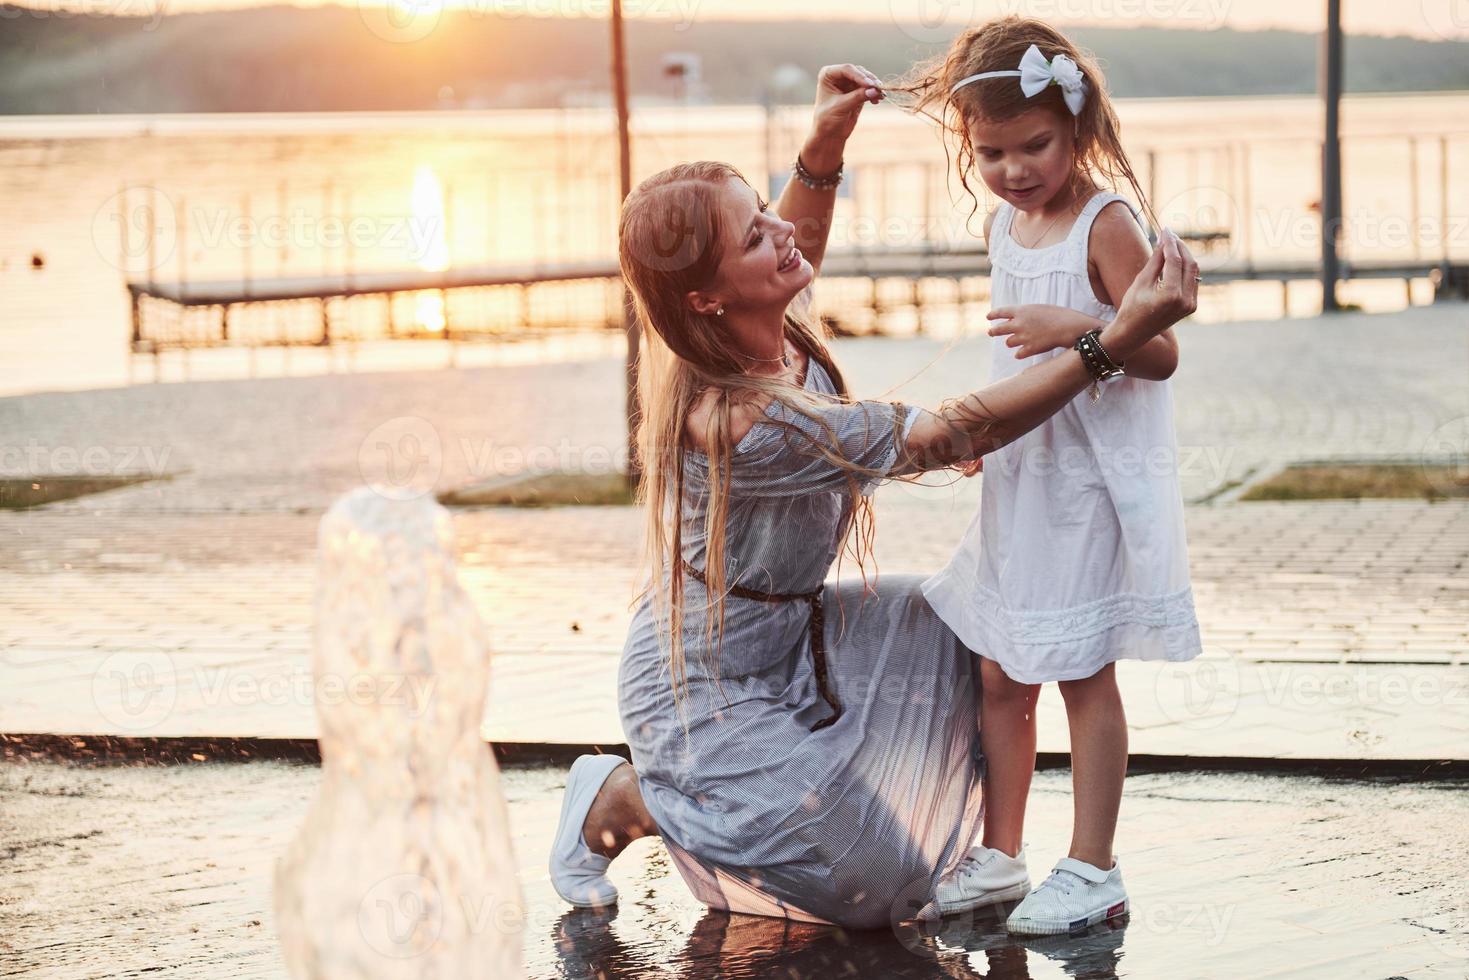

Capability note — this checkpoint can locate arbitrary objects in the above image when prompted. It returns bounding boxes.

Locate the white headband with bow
[949,43,1087,115]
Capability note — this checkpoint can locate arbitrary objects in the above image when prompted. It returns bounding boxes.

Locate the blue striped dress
[618,355,986,929]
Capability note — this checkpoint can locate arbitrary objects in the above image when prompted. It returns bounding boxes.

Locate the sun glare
[410,163,449,333]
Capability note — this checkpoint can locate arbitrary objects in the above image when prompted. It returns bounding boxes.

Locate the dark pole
[611,0,640,490]
[1320,0,1344,312]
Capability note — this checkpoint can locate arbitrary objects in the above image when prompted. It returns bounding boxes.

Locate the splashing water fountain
[274,488,523,979]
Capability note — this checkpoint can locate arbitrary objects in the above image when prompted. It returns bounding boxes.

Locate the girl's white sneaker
[935,843,1032,915]
[1004,855,1129,935]
[549,754,628,909]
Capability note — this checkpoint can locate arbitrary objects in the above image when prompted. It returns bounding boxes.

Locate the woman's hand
[802,64,884,172]
[1102,229,1198,360]
[987,305,1105,359]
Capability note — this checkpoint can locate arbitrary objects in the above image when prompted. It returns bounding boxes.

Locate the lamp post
[610,0,638,488]
[1320,0,1344,312]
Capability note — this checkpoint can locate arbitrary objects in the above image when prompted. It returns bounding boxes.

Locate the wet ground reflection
[2,759,1464,976]
[551,903,1129,979]
[514,768,1469,978]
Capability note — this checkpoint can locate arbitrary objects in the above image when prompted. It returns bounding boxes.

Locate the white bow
[1018,44,1086,115]
[950,43,1087,116]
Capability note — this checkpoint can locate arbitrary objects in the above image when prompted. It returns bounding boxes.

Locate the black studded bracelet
[1074,329,1124,401]
[1074,329,1124,382]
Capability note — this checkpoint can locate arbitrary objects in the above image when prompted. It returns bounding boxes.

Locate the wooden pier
[127,239,1468,359]
[109,120,1465,367]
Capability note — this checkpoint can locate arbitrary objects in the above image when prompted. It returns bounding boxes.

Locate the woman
[548,64,1198,930]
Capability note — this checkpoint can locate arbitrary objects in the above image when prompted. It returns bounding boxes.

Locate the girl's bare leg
[1057,662,1127,869]
[979,656,1041,858]
[581,762,660,860]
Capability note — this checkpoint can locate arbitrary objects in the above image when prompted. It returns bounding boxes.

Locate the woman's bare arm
[897,230,1199,474]
[776,64,882,275]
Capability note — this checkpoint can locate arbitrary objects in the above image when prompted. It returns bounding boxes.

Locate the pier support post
[1435,263,1468,303]
[129,289,142,347]
[911,278,923,336]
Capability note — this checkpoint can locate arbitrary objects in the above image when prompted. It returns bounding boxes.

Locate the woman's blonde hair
[619,161,901,718]
[888,16,1156,233]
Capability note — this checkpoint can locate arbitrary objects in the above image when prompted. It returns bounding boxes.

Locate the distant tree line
[0,4,1465,114]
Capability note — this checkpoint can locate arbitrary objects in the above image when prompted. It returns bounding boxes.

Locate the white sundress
[921,191,1202,684]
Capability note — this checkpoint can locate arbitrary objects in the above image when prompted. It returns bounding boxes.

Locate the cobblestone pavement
[2,309,1468,978]
[2,760,1466,978]
[1,306,1467,760]
[1,499,1466,761]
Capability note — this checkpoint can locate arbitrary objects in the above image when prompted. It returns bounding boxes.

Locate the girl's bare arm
[898,230,1199,473]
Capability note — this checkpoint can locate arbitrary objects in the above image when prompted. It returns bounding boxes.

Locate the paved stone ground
[2,305,1468,761]
[2,759,1466,978]
[2,501,1467,761]
[2,308,1468,978]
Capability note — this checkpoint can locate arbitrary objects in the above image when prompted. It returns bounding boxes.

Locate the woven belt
[681,559,841,731]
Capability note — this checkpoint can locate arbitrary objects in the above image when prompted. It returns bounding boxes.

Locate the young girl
[896,18,1202,935]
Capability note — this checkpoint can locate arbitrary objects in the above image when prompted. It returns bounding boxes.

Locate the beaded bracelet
[792,154,844,191]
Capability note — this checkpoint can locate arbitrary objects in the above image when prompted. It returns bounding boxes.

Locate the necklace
[742,338,792,368]
[1015,207,1067,249]
[1014,190,1084,249]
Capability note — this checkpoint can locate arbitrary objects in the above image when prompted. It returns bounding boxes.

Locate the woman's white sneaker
[1004,855,1128,935]
[549,754,628,909]
[935,844,1032,915]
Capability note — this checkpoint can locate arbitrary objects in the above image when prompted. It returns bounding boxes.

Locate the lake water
[2,92,1466,397]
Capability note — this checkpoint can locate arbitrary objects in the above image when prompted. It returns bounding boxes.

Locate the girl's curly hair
[886,16,1157,235]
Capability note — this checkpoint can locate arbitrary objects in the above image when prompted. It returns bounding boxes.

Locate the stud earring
[715,307,725,316]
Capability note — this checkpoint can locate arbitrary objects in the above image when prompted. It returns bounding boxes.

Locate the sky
[610,0,1467,41]
[40,0,1469,41]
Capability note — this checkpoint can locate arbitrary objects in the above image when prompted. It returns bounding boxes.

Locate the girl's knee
[980,659,1040,707]
[1058,663,1120,702]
